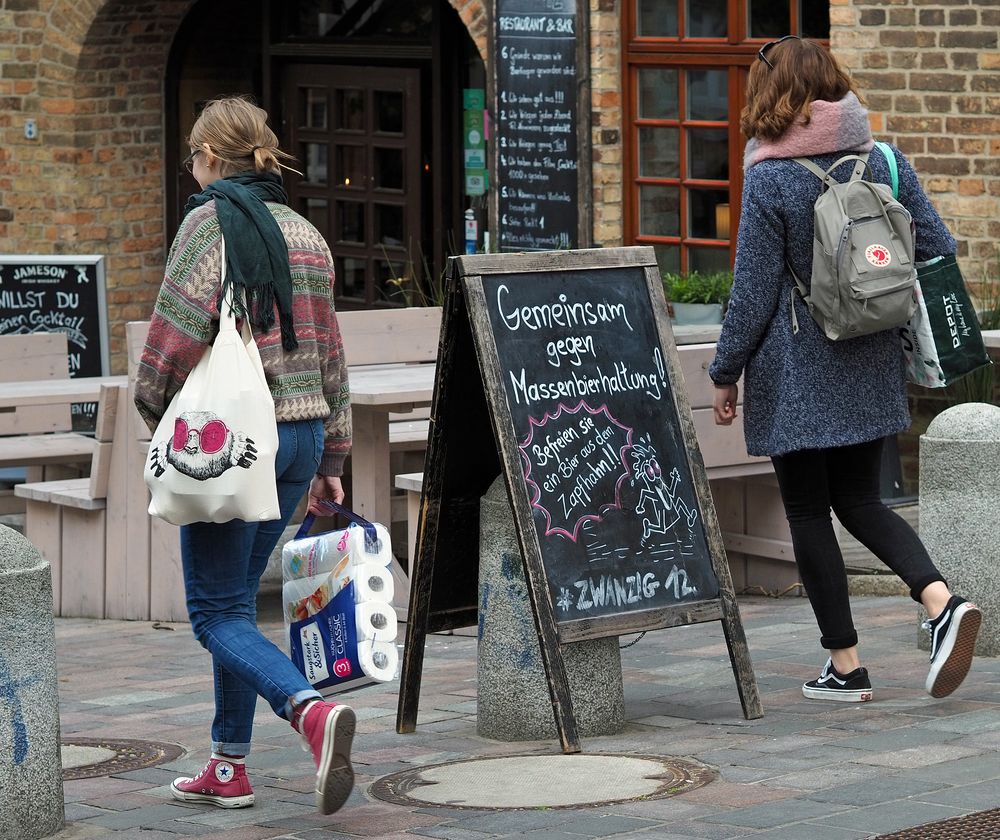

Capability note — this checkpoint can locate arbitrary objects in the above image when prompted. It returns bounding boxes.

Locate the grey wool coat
[709,145,956,457]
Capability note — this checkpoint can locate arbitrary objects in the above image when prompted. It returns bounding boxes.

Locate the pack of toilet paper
[283,505,401,693]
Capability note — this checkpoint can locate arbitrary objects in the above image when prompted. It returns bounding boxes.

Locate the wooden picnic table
[347,364,435,526]
[0,375,128,409]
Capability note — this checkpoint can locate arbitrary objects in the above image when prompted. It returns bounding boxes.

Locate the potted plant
[663,270,733,325]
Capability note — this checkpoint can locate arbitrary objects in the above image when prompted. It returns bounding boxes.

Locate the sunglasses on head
[757,34,801,69]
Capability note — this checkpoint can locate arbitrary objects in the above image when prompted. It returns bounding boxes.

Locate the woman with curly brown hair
[710,37,981,702]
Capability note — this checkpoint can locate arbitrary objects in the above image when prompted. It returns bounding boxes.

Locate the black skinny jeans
[771,437,945,650]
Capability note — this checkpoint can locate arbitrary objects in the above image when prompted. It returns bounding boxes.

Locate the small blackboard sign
[398,247,761,753]
[494,0,580,252]
[0,256,110,431]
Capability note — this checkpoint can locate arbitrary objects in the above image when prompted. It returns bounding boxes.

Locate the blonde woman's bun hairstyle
[188,96,300,177]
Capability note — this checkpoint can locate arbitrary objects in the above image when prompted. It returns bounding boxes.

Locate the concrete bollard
[919,402,1000,656]
[478,477,625,741]
[0,526,65,839]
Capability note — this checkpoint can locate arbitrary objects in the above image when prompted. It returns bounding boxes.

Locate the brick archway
[0,0,487,368]
[449,0,488,61]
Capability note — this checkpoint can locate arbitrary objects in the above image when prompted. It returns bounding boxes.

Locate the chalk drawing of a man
[629,436,698,542]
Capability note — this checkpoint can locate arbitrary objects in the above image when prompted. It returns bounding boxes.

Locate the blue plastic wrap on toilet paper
[289,580,363,691]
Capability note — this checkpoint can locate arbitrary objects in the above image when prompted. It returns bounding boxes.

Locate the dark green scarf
[185,171,298,350]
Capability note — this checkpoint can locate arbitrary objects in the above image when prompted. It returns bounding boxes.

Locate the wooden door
[283,64,422,307]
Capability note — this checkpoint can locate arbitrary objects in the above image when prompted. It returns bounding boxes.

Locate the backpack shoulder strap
[874,141,899,199]
[793,154,869,189]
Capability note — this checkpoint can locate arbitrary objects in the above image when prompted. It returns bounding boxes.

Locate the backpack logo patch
[865,244,892,267]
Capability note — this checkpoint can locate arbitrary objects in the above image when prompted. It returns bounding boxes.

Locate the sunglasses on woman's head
[757,34,801,69]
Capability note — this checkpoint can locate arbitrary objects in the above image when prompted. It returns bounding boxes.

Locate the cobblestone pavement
[49,592,1000,840]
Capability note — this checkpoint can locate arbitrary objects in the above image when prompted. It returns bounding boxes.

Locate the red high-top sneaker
[170,755,255,808]
[294,700,356,815]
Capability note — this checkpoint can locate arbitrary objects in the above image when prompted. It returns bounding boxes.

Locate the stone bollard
[0,526,65,839]
[919,402,1000,656]
[478,477,625,740]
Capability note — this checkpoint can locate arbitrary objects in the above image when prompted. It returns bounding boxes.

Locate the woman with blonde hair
[710,38,981,702]
[135,96,355,814]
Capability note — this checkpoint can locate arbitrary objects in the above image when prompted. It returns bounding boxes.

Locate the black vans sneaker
[802,658,873,702]
[923,596,981,699]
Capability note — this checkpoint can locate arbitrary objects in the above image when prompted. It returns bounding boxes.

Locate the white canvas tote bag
[144,238,280,525]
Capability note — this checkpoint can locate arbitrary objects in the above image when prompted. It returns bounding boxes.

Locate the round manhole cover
[61,738,185,780]
[370,754,715,810]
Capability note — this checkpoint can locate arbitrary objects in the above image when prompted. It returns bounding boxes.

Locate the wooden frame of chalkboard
[397,246,761,754]
[489,0,592,252]
[0,255,110,431]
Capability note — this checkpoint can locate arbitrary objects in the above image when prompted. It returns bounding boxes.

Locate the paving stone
[47,595,1000,838]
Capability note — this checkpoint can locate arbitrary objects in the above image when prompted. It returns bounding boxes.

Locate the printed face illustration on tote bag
[144,237,280,526]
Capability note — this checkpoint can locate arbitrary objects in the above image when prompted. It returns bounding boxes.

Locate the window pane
[654,244,680,276]
[639,185,680,237]
[375,91,403,133]
[337,200,365,243]
[300,87,327,129]
[687,70,728,121]
[689,245,731,274]
[639,127,679,178]
[338,257,366,299]
[302,142,328,184]
[686,0,726,37]
[636,0,678,37]
[377,260,408,304]
[801,0,830,38]
[337,89,364,131]
[335,145,364,188]
[749,1,789,39]
[638,68,679,119]
[689,189,730,239]
[375,147,404,190]
[375,203,404,247]
[302,198,328,233]
[688,128,729,180]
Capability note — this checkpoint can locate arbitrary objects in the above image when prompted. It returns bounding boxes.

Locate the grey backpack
[788,151,917,341]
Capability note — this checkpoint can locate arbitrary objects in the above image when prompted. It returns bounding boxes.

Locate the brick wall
[590,0,624,248]
[832,0,1000,288]
[0,0,194,371]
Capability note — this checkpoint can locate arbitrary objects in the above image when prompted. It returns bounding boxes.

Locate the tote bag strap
[216,234,255,343]
[294,500,383,555]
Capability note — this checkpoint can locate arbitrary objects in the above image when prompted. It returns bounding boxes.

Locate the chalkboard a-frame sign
[397,247,762,754]
[0,255,110,431]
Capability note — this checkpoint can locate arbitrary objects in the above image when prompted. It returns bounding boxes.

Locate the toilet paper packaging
[283,520,391,582]
[284,525,400,694]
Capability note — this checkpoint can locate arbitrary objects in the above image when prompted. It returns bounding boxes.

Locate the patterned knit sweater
[134,201,351,476]
[709,144,955,457]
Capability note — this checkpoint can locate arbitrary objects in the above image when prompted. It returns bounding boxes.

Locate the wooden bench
[15,382,123,616]
[0,333,96,512]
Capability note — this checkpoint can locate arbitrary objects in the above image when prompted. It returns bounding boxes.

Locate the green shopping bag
[899,254,992,388]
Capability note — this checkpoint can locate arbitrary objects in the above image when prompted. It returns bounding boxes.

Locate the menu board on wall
[494,0,579,252]
[0,256,110,430]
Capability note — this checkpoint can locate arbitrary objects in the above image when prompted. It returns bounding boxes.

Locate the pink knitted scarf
[743,92,874,169]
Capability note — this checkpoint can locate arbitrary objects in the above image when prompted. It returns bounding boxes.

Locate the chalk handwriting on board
[553,562,698,614]
[519,401,632,541]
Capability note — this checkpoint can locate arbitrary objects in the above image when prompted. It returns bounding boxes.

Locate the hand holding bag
[144,237,280,525]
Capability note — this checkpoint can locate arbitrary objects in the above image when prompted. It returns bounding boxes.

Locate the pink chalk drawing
[518,400,633,542]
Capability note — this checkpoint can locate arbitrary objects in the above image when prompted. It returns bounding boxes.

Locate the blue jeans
[180,418,326,756]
